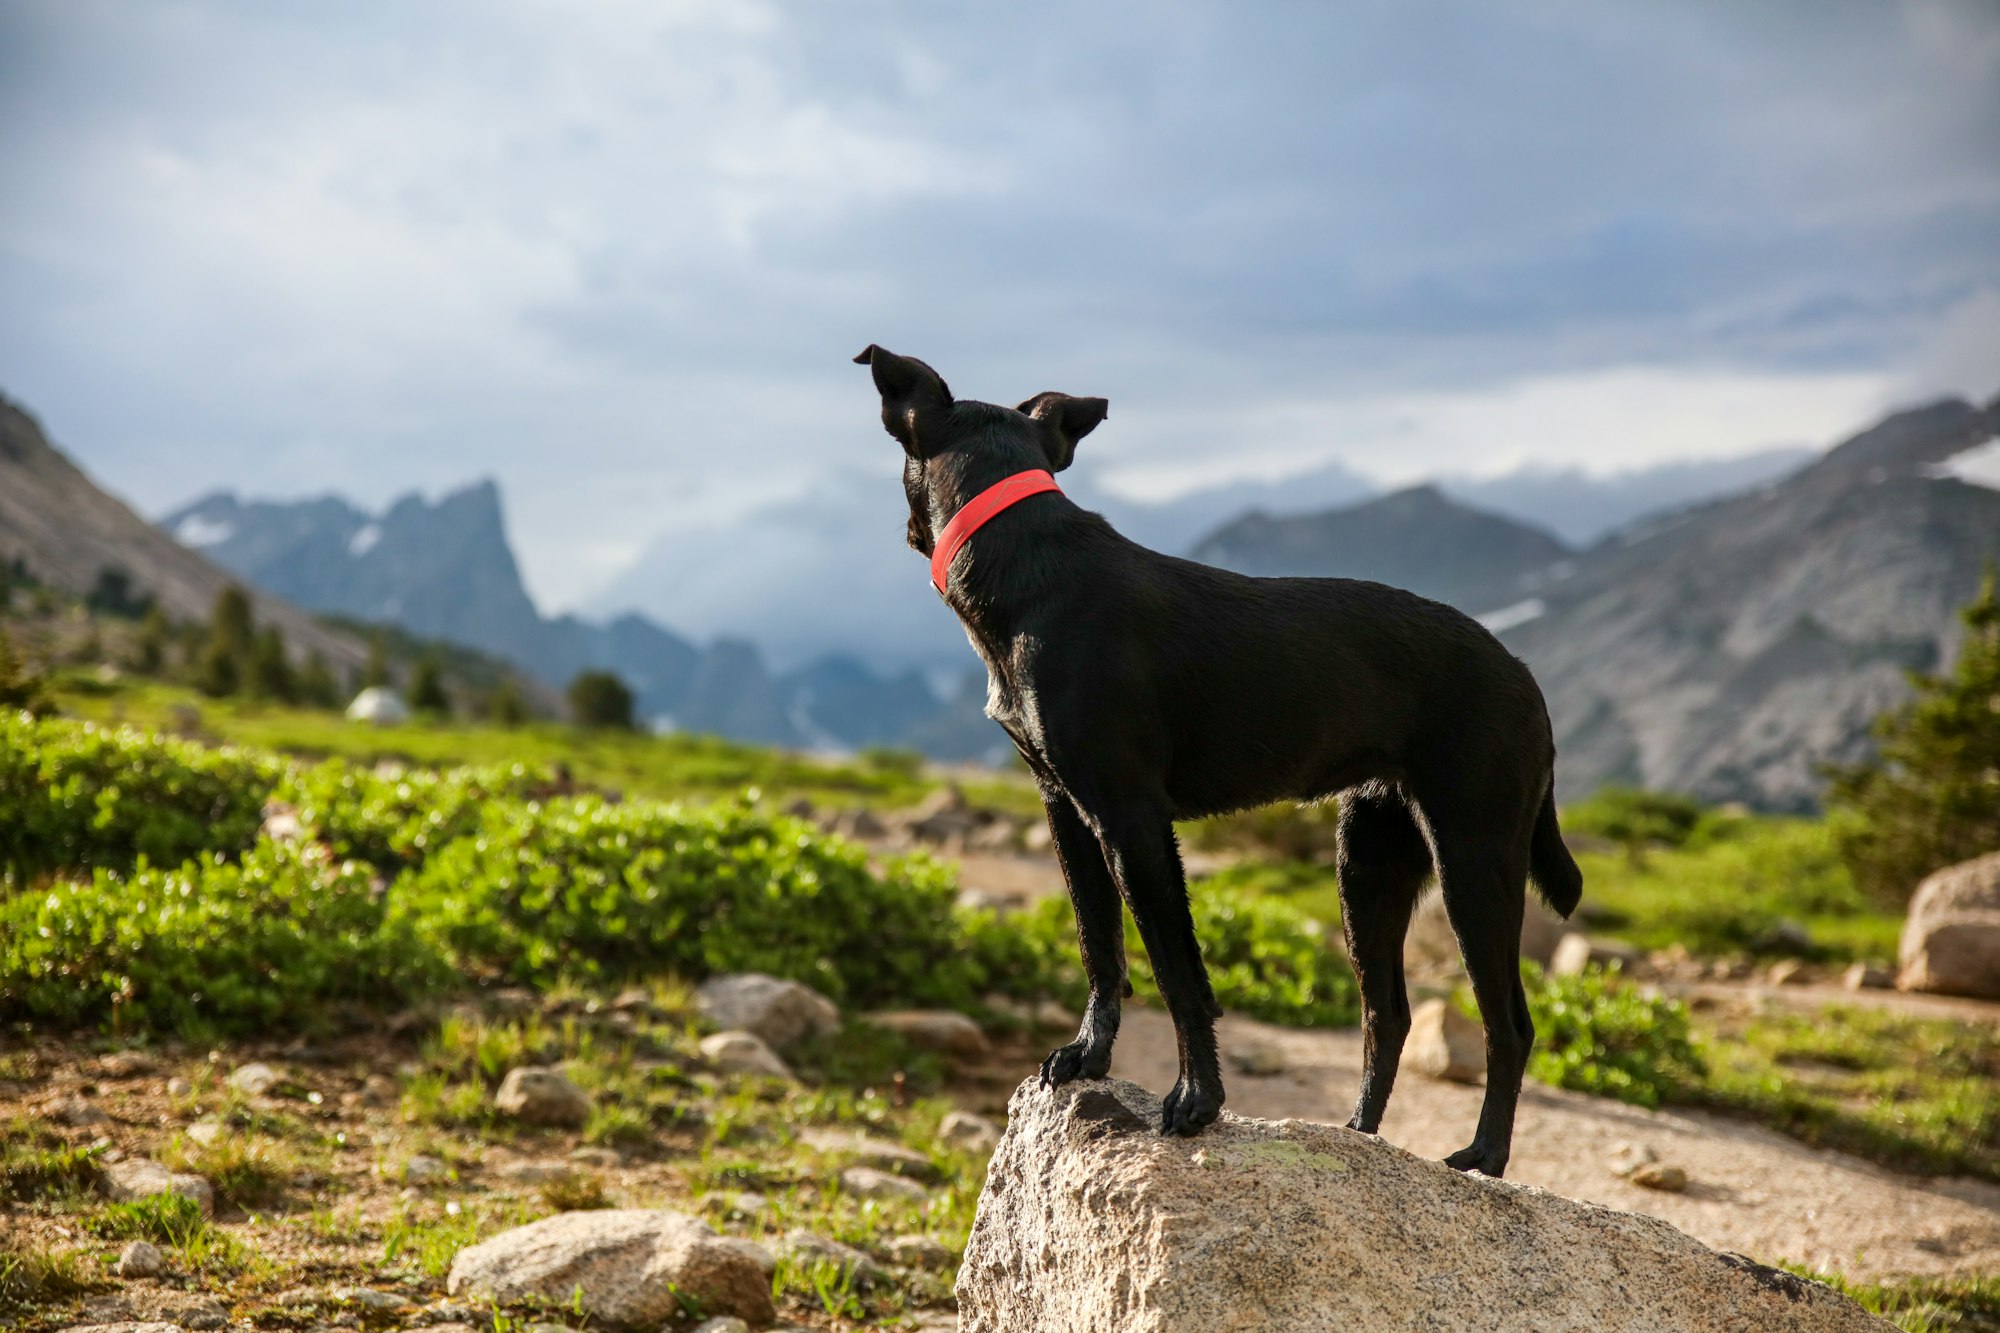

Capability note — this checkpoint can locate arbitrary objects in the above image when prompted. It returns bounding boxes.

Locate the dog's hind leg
[1038,791,1129,1089]
[1085,803,1224,1136]
[1335,792,1431,1135]
[1429,815,1535,1179]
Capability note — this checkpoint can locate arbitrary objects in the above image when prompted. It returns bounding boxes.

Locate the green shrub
[393,796,1001,1008]
[1181,800,1343,862]
[1561,786,1705,862]
[0,842,448,1035]
[0,716,280,886]
[276,758,558,872]
[1014,882,1359,1028]
[1522,963,1704,1108]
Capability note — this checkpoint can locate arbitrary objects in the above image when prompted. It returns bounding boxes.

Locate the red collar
[930,469,1062,593]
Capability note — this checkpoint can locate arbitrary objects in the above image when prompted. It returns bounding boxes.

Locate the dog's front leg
[1091,807,1225,1137]
[1038,793,1128,1089]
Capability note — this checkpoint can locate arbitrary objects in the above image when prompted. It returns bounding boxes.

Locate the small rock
[1226,1040,1285,1077]
[1757,919,1815,955]
[1765,959,1807,986]
[705,1190,767,1219]
[447,1209,775,1325]
[938,1111,1001,1154]
[226,1063,283,1097]
[865,1009,991,1059]
[888,1234,953,1270]
[164,1077,194,1098]
[569,1145,621,1169]
[699,1031,793,1080]
[399,1154,450,1184]
[1550,933,1641,977]
[185,1118,224,1147]
[97,1050,154,1078]
[692,1319,752,1333]
[696,973,841,1049]
[328,1289,408,1312]
[47,1096,112,1128]
[494,1067,592,1128]
[55,1325,184,1333]
[497,1161,572,1185]
[1406,998,1484,1084]
[1842,962,1894,991]
[800,1127,940,1179]
[1033,998,1077,1029]
[1629,1162,1690,1193]
[114,1241,166,1278]
[102,1159,214,1215]
[776,1230,887,1286]
[1608,1142,1658,1177]
[840,1165,928,1203]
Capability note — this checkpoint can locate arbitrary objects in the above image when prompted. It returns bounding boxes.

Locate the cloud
[0,0,1995,612]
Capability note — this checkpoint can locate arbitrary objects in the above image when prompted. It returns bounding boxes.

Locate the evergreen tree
[132,607,169,676]
[247,627,297,702]
[362,633,391,690]
[0,623,50,715]
[487,676,529,726]
[568,670,636,730]
[297,651,340,709]
[195,585,255,698]
[408,654,450,716]
[1830,566,2000,902]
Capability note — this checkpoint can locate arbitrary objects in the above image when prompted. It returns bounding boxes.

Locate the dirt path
[1101,1007,2000,1284]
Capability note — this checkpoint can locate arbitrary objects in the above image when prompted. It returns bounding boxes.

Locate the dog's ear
[854,344,952,457]
[1014,391,1108,472]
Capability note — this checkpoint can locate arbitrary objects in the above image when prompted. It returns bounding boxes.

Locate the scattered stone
[114,1241,166,1279]
[696,973,841,1049]
[399,1154,450,1185]
[692,1319,752,1333]
[359,1074,397,1106]
[227,1062,283,1097]
[1408,894,1568,971]
[1405,998,1485,1084]
[1898,851,2000,999]
[1842,962,1894,991]
[47,1096,112,1128]
[447,1209,775,1326]
[422,1325,479,1333]
[185,1118,224,1147]
[1227,1039,1286,1077]
[706,1190,766,1219]
[1033,998,1078,1029]
[494,1067,592,1128]
[801,1127,940,1180]
[956,1075,1887,1333]
[1766,959,1807,986]
[1758,919,1815,955]
[939,1111,1001,1154]
[889,1234,954,1270]
[97,1050,154,1078]
[328,1289,408,1313]
[1607,1142,1658,1178]
[569,1145,621,1169]
[102,1159,214,1215]
[56,1325,184,1333]
[865,1009,991,1059]
[1549,932,1641,977]
[164,1077,194,1099]
[497,1161,572,1185]
[841,1165,928,1204]
[776,1230,887,1286]
[699,1031,793,1080]
[1629,1162,1691,1193]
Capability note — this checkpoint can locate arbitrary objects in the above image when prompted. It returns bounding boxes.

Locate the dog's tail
[1528,782,1584,919]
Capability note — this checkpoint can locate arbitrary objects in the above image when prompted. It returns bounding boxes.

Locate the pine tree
[195,585,255,698]
[568,670,636,730]
[362,634,391,690]
[247,627,297,702]
[1830,566,2000,902]
[297,651,340,709]
[408,654,450,716]
[0,623,50,715]
[487,676,529,726]
[132,607,169,676]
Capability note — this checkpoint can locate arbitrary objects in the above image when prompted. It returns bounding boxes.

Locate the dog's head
[853,345,1107,556]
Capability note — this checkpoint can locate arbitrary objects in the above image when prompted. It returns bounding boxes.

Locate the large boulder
[1407,894,1568,972]
[447,1209,773,1326]
[956,1077,1889,1333]
[1898,850,2000,999]
[494,1067,592,1128]
[696,973,841,1049]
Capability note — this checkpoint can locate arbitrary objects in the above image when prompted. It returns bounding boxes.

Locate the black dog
[855,345,1582,1177]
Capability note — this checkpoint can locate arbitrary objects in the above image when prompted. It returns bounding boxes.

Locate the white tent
[345,686,410,725]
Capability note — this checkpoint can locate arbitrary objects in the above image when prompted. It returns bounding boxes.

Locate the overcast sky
[3,0,1997,611]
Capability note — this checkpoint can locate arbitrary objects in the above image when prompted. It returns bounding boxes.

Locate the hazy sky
[3,1,1997,610]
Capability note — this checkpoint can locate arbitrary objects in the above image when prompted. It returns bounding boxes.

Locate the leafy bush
[0,715,279,887]
[1014,881,1359,1028]
[1181,799,1343,863]
[1521,963,1704,1108]
[393,796,1006,1008]
[0,842,448,1035]
[1561,786,1705,863]
[276,758,558,872]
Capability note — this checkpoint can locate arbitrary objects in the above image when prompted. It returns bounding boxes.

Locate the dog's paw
[1039,1040,1110,1090]
[1159,1078,1222,1136]
[1444,1141,1509,1177]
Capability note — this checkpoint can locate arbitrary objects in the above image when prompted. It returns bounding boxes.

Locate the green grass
[44,672,1038,815]
[1686,1001,2000,1182]
[1785,1266,2000,1333]
[0,1120,106,1204]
